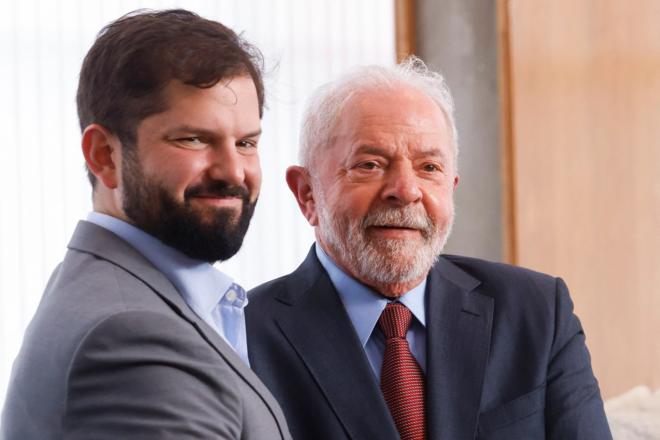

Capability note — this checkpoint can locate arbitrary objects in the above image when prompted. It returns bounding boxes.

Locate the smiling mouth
[370,224,418,230]
[190,195,243,207]
[193,194,241,199]
[367,225,422,238]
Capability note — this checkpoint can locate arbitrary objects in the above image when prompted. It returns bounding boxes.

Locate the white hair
[298,56,458,169]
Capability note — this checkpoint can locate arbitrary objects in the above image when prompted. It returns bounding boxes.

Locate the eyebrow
[353,144,447,160]
[353,145,389,156]
[168,125,262,139]
[240,129,263,138]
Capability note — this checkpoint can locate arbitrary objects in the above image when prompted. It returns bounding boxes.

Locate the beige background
[501,0,660,398]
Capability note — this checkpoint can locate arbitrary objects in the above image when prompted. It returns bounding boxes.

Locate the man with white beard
[246,58,611,440]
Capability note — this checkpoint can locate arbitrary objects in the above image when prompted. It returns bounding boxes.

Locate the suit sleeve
[62,310,243,439]
[545,278,612,440]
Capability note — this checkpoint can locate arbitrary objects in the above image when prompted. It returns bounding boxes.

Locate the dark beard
[121,151,256,263]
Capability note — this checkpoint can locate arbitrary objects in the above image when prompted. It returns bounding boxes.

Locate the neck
[317,239,425,298]
[364,277,425,299]
[92,190,129,222]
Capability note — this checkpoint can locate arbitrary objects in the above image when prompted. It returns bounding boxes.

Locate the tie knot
[378,302,413,339]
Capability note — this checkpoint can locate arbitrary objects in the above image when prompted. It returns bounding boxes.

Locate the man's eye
[175,137,207,149]
[237,139,258,149]
[422,163,441,172]
[357,161,379,170]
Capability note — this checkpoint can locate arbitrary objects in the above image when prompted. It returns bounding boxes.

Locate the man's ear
[81,124,121,190]
[286,165,319,226]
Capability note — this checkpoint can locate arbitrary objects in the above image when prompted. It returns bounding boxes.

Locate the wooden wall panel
[395,0,416,61]
[503,0,660,398]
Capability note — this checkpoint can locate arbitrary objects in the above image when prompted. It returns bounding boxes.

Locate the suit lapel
[426,257,494,440]
[274,253,400,440]
[68,221,290,437]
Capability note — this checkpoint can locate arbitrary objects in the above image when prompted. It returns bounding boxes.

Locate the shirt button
[225,289,237,302]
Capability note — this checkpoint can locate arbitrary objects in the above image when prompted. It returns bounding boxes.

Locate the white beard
[316,193,454,286]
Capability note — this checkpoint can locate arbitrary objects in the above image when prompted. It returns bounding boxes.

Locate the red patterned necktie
[379,302,427,440]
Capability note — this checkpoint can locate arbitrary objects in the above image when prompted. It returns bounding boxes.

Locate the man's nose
[207,142,246,185]
[380,163,422,205]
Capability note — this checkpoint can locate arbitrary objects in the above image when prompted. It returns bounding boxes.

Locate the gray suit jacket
[2,221,291,440]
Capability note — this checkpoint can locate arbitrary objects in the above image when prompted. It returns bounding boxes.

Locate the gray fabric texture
[2,221,290,440]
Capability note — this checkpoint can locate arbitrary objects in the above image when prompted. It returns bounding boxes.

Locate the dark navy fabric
[246,247,612,440]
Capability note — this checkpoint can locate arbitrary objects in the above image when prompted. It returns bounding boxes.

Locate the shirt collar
[86,212,244,322]
[315,243,426,348]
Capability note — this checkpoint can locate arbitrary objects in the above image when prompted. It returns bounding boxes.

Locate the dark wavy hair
[76,9,265,187]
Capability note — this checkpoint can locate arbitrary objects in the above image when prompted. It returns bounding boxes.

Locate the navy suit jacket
[246,248,612,439]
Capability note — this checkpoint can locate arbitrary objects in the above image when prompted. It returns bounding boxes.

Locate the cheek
[143,155,200,194]
[333,187,377,219]
[423,187,455,221]
[245,158,262,194]
[317,174,384,221]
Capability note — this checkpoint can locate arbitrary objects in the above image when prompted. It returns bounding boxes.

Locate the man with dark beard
[1,10,290,440]
[246,59,611,440]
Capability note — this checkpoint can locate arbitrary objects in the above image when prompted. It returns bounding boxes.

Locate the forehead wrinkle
[351,144,389,156]
[349,135,448,156]
[346,114,448,138]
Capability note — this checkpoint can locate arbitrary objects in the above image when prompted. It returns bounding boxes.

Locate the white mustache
[362,207,433,233]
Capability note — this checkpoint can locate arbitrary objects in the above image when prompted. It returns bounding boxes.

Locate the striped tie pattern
[379,302,426,440]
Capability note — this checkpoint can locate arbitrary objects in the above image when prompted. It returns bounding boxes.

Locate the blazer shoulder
[249,249,325,307]
[248,272,307,311]
[440,254,558,291]
[73,309,226,364]
[250,274,292,299]
[438,254,564,317]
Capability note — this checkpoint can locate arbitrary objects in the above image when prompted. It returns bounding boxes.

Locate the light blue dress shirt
[315,244,427,379]
[86,212,250,365]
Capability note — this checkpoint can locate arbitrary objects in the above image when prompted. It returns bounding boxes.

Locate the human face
[312,85,458,296]
[120,76,262,262]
